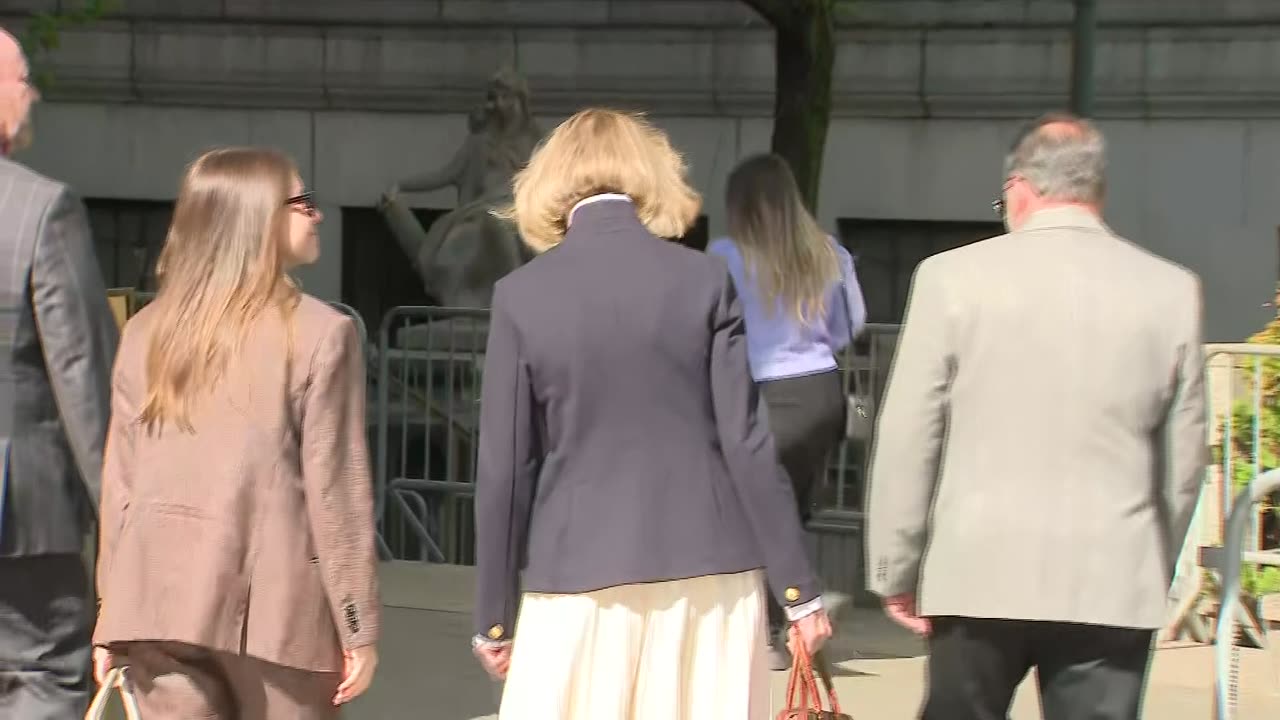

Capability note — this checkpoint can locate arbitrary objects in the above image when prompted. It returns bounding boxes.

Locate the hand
[787,608,833,658]
[474,642,512,680]
[92,646,112,685]
[883,593,931,636]
[333,645,378,706]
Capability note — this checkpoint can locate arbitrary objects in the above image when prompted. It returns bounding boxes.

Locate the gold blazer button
[785,587,801,602]
[487,624,505,640]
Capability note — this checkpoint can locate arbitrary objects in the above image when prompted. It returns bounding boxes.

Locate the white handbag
[85,666,142,720]
[846,384,873,443]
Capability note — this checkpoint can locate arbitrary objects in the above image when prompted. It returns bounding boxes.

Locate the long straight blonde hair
[726,154,838,324]
[139,147,299,432]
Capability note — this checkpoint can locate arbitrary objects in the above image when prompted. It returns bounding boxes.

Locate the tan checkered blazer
[92,294,380,672]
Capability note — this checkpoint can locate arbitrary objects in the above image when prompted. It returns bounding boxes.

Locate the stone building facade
[5,0,1280,339]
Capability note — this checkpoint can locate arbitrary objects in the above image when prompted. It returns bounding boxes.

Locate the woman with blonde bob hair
[498,107,701,251]
[473,109,831,718]
[708,153,866,669]
[91,147,380,719]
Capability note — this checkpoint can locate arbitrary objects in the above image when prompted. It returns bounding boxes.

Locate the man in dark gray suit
[867,114,1206,719]
[0,30,118,719]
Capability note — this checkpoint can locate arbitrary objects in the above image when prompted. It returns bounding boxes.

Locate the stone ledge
[47,0,1280,29]
[838,0,1280,28]
[14,18,1280,119]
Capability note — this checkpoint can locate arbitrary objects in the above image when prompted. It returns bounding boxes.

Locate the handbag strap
[812,649,844,715]
[783,639,823,713]
[783,637,809,710]
[783,630,845,715]
[86,666,143,720]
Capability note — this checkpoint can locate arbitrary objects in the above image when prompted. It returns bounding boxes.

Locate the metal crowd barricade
[364,311,904,595]
[819,322,901,516]
[374,306,488,564]
[328,301,367,347]
[1162,342,1280,720]
[802,322,900,598]
[1215,468,1280,719]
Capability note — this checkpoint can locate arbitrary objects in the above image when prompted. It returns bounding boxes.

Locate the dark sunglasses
[286,191,318,216]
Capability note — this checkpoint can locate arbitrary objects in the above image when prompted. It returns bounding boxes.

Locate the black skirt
[758,368,845,524]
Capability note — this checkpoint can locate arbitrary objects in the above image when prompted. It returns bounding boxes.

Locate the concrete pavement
[344,562,1280,719]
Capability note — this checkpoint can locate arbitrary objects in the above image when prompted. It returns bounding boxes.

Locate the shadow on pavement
[345,606,501,720]
[825,608,928,664]
[356,563,1280,719]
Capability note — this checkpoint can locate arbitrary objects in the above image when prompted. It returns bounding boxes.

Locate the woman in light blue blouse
[707,153,867,669]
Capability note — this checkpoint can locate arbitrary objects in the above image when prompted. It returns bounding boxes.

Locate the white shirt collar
[568,193,631,227]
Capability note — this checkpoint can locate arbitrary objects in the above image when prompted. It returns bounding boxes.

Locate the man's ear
[0,89,20,143]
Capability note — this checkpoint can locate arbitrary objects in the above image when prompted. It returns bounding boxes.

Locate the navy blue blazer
[473,198,820,642]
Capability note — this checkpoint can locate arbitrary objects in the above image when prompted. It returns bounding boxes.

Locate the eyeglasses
[992,175,1020,221]
[286,191,317,217]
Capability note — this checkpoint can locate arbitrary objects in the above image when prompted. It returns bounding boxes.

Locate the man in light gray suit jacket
[866,114,1206,719]
[0,30,118,720]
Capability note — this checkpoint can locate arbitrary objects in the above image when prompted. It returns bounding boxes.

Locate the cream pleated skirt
[498,569,769,720]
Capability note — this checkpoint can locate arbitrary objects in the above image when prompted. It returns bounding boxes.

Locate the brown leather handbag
[777,637,852,720]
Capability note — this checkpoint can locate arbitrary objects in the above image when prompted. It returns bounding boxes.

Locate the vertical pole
[1252,357,1263,555]
[1069,0,1097,117]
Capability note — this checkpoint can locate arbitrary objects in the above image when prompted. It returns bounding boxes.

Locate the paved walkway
[343,563,1280,719]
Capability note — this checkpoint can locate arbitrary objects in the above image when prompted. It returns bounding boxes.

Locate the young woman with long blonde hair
[91,147,379,719]
[708,153,867,669]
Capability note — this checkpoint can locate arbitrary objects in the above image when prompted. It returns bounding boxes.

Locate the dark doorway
[837,218,1002,324]
[83,199,174,290]
[341,206,447,330]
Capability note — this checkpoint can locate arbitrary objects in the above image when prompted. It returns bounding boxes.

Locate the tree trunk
[768,1,835,213]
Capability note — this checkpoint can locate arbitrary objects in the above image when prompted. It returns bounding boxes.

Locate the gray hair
[1004,113,1106,204]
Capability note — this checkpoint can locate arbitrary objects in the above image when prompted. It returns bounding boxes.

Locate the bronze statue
[379,69,543,308]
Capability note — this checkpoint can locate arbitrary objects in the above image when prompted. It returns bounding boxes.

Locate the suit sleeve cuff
[869,572,920,599]
[784,596,824,622]
[338,599,380,650]
[472,634,513,650]
[474,619,513,643]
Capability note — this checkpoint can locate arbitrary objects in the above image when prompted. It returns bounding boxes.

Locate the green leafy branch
[20,0,115,90]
